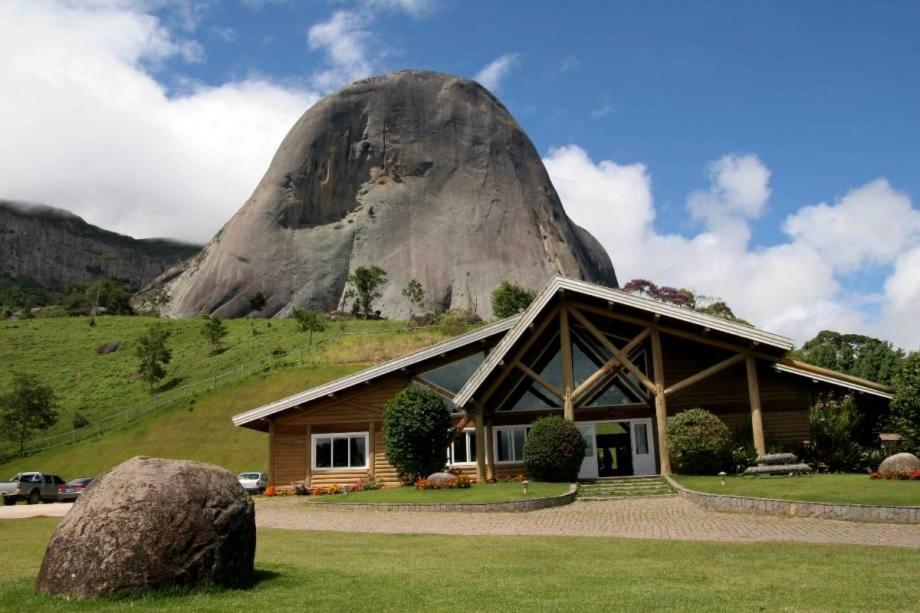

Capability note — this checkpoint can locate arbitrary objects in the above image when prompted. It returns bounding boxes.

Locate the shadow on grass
[208,347,229,357]
[154,377,184,393]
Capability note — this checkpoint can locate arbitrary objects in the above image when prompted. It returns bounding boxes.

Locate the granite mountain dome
[161,70,616,319]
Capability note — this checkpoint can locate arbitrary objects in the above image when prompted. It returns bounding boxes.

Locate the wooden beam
[268,418,276,487]
[746,356,766,456]
[474,407,486,482]
[568,306,657,394]
[663,353,746,398]
[412,376,455,401]
[479,306,560,404]
[448,414,473,444]
[570,301,781,363]
[304,423,312,486]
[514,361,564,400]
[485,417,495,481]
[572,327,652,401]
[367,421,376,480]
[651,328,672,475]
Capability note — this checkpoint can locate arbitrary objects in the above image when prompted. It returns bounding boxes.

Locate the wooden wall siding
[276,377,410,426]
[274,426,307,486]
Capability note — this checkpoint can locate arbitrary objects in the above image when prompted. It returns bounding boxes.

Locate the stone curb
[664,475,920,524]
[301,484,577,513]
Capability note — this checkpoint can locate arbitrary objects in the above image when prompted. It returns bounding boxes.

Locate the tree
[382,386,453,483]
[891,352,920,447]
[0,372,57,453]
[292,307,326,345]
[621,278,750,324]
[199,314,228,352]
[85,277,134,315]
[135,323,172,392]
[791,330,904,385]
[247,291,267,336]
[345,266,388,319]
[401,279,424,319]
[806,394,865,471]
[490,280,536,318]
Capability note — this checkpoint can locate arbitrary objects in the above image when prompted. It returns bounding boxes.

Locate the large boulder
[160,70,617,320]
[878,452,920,475]
[426,472,459,486]
[36,456,255,599]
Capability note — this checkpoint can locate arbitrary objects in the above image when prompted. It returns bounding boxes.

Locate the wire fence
[0,323,445,463]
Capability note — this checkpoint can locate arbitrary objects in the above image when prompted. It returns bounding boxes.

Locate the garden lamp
[522,480,529,495]
[719,471,726,486]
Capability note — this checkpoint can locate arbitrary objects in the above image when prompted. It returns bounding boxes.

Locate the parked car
[238,472,268,494]
[1,472,66,505]
[57,477,94,502]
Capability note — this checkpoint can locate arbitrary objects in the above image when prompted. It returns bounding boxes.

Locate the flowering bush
[487,473,527,483]
[870,469,920,480]
[308,484,342,496]
[263,486,276,497]
[415,475,473,490]
[350,478,383,491]
[523,416,587,482]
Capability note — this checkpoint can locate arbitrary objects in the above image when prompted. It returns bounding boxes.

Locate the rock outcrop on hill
[0,200,199,290]
[162,70,617,319]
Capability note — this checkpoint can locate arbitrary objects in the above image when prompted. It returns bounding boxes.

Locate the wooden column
[650,328,671,475]
[367,421,376,480]
[559,304,575,421]
[746,356,767,456]
[485,417,495,481]
[304,423,312,486]
[474,406,487,483]
[268,418,276,487]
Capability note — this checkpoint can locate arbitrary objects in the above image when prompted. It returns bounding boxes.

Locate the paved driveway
[256,496,920,548]
[0,502,71,519]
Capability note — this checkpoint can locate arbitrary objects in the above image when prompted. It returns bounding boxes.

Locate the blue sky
[1,0,918,347]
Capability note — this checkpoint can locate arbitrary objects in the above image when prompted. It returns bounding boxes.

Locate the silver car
[237,472,268,494]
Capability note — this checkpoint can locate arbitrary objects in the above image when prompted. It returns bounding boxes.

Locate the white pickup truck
[0,472,65,505]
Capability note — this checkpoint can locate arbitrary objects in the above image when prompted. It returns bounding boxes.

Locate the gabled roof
[774,359,894,399]
[453,275,796,408]
[232,315,520,428]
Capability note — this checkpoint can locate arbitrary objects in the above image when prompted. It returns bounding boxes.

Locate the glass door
[630,419,656,475]
[576,424,598,480]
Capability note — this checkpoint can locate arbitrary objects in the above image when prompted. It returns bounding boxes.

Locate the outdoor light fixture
[522,479,529,495]
[719,471,727,486]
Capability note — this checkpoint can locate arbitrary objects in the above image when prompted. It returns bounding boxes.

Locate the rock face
[36,456,254,599]
[0,200,199,290]
[878,452,920,474]
[162,70,617,319]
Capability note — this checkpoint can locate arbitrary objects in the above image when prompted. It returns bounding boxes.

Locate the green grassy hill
[0,315,448,477]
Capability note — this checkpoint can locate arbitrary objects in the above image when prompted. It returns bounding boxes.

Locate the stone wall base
[664,476,920,524]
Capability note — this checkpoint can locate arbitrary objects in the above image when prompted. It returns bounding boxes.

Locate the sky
[0,0,918,348]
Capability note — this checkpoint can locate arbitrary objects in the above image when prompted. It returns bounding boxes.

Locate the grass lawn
[2,518,919,611]
[308,481,569,504]
[674,474,920,507]
[0,365,364,479]
[0,315,445,442]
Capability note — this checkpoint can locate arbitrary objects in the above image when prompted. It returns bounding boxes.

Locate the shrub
[383,386,453,483]
[490,281,536,318]
[667,408,732,475]
[415,475,473,490]
[522,416,586,482]
[891,352,920,448]
[806,394,865,471]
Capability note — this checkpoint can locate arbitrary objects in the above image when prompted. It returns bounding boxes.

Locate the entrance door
[595,422,633,477]
[630,419,656,475]
[577,424,598,480]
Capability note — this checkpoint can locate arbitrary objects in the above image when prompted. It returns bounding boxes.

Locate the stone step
[576,476,673,499]
[578,494,675,501]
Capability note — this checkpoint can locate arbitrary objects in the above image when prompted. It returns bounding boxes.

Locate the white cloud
[306,0,437,91]
[558,55,579,72]
[0,0,318,243]
[544,145,920,348]
[783,178,919,273]
[210,25,236,43]
[474,53,520,92]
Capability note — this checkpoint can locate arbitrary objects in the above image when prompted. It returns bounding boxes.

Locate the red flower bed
[869,469,920,480]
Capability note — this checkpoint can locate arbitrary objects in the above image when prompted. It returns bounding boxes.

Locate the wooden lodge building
[233,276,893,487]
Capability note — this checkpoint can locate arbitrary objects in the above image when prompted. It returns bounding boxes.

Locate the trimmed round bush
[667,408,733,475]
[523,416,587,482]
[383,386,453,483]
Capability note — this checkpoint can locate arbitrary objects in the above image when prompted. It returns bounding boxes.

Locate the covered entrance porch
[577,418,656,478]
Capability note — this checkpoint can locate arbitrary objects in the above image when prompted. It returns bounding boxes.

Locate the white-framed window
[448,429,477,465]
[311,432,369,471]
[494,426,531,463]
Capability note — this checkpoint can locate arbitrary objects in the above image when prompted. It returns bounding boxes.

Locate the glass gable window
[584,376,643,407]
[418,352,484,395]
[495,427,530,463]
[312,433,368,470]
[448,430,477,465]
